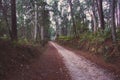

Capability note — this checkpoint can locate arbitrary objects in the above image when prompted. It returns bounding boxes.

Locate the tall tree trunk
[96,0,105,30]
[34,1,37,41]
[117,0,120,28]
[116,3,118,28]
[11,0,17,40]
[111,0,117,43]
[92,13,97,32]
[0,0,2,10]
[41,26,44,40]
[68,0,77,36]
[92,0,97,33]
[55,19,59,37]
[0,0,11,37]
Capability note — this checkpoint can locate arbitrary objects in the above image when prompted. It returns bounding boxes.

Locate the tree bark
[34,1,38,41]
[11,0,17,40]
[96,0,105,30]
[0,0,2,10]
[92,0,97,33]
[117,0,120,28]
[111,0,117,43]
[41,26,44,40]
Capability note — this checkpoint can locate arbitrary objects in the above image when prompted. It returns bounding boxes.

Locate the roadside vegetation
[0,38,44,79]
[57,29,120,62]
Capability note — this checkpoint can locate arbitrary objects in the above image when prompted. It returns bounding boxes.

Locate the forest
[0,0,120,80]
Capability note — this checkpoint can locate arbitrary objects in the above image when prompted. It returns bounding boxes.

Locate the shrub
[12,38,29,47]
[58,36,73,41]
[0,34,9,40]
[79,30,111,45]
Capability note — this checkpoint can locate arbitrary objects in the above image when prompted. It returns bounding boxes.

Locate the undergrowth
[58,30,120,62]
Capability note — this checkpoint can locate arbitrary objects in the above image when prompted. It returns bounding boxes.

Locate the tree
[0,0,2,10]
[117,0,120,28]
[34,1,38,41]
[40,2,50,41]
[68,0,77,36]
[52,1,60,37]
[11,0,17,40]
[96,0,105,30]
[91,0,97,32]
[111,0,117,43]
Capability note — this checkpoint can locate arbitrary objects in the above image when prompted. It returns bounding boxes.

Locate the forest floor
[0,40,119,80]
[0,40,71,80]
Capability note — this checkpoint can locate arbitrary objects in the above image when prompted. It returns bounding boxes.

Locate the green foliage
[0,20,7,36]
[49,27,55,37]
[0,34,9,40]
[79,30,111,44]
[18,38,29,45]
[58,36,73,41]
[76,22,89,33]
[117,29,120,40]
[12,38,29,46]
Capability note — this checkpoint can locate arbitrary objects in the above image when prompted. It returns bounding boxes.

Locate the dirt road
[51,42,115,80]
[7,42,116,80]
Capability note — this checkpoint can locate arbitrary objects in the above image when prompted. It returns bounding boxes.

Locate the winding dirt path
[51,42,115,80]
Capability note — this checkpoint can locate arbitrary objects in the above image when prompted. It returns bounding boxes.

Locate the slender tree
[34,1,38,41]
[11,0,17,40]
[111,0,117,43]
[91,0,97,32]
[0,0,2,10]
[68,0,77,36]
[96,0,105,30]
[117,0,120,28]
[52,1,60,37]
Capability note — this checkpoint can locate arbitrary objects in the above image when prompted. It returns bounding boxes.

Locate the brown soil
[57,43,120,79]
[0,39,71,80]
